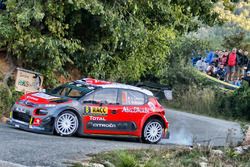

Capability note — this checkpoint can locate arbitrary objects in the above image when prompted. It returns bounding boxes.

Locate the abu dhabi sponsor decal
[89,116,106,121]
[83,106,108,115]
[122,106,149,113]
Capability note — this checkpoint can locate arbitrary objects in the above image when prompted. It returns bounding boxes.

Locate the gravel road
[0,108,243,167]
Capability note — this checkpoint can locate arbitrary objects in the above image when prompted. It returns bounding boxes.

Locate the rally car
[8,78,169,144]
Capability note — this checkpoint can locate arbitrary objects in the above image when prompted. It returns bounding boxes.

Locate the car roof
[79,78,154,96]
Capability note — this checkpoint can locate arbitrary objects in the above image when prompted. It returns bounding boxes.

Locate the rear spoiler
[135,82,173,100]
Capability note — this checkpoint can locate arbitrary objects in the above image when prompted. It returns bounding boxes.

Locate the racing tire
[141,119,163,144]
[54,111,79,136]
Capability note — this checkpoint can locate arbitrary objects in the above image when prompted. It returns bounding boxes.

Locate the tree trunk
[2,53,16,97]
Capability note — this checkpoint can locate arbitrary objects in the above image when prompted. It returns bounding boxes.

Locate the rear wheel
[142,119,163,144]
[54,111,79,136]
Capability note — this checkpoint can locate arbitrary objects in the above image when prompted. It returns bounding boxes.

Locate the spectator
[206,63,216,77]
[215,64,227,81]
[191,50,203,66]
[242,71,250,86]
[205,50,214,64]
[191,57,201,66]
[214,50,219,58]
[234,78,242,87]
[242,51,249,76]
[219,51,228,66]
[196,58,207,72]
[226,48,237,81]
[236,49,244,79]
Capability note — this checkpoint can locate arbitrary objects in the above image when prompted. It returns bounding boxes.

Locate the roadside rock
[103,161,115,167]
[81,162,104,167]
[243,126,250,145]
[234,145,250,154]
[211,149,224,157]
[199,157,208,162]
[199,162,208,167]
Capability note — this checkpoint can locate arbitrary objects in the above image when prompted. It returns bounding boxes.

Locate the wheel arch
[53,107,83,135]
[141,114,166,130]
[54,107,81,119]
[140,114,166,143]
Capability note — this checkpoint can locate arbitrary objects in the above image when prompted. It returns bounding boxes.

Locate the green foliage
[117,152,138,167]
[90,148,250,167]
[158,37,211,88]
[227,84,250,121]
[0,0,219,86]
[222,32,245,49]
[0,85,22,116]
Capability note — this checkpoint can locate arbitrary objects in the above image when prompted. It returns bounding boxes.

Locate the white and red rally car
[9,78,169,144]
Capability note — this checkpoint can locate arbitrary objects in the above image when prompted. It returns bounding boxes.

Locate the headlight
[18,100,25,105]
[44,104,57,107]
[40,104,57,108]
[34,109,48,116]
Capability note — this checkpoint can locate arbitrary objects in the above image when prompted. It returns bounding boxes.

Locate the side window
[54,87,70,96]
[83,89,118,105]
[120,90,146,105]
[67,89,82,98]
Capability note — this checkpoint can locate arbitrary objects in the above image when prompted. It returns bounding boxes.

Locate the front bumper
[8,116,55,134]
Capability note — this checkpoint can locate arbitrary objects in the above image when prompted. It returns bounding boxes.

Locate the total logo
[89,116,106,121]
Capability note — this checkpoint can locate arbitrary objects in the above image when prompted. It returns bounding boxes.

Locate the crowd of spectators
[192,48,250,86]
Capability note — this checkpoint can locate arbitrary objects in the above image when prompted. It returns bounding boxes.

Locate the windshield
[49,83,93,99]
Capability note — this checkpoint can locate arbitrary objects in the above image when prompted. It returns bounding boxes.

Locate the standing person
[242,71,250,86]
[220,51,229,66]
[236,49,244,79]
[205,50,214,65]
[226,48,237,82]
[242,51,249,76]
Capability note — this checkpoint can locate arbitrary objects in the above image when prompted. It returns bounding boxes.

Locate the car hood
[19,92,69,104]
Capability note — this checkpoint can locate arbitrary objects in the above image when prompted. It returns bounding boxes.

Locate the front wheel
[142,119,163,144]
[54,111,79,136]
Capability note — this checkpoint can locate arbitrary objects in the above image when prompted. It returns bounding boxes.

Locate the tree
[0,0,219,86]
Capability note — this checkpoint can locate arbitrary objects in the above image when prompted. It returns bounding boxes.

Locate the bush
[0,85,22,117]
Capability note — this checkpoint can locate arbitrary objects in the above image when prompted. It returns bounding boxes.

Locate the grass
[70,147,250,167]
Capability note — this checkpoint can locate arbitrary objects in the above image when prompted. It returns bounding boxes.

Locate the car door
[115,89,149,136]
[82,88,124,135]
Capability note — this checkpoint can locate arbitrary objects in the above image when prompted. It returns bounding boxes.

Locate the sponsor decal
[122,106,149,113]
[87,121,137,131]
[26,96,39,101]
[89,116,106,121]
[93,123,116,128]
[83,106,108,115]
[33,118,42,126]
[148,102,156,111]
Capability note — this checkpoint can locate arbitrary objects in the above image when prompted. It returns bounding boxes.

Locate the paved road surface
[0,109,243,167]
